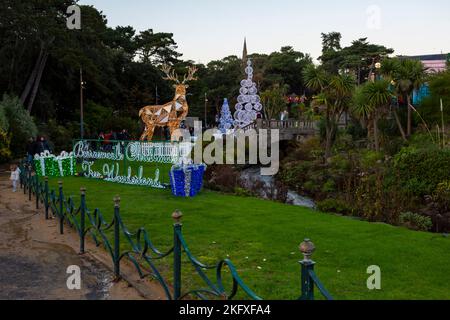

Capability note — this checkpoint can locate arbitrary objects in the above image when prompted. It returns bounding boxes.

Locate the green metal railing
[19,162,333,301]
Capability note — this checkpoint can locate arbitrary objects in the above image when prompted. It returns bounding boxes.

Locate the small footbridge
[241,119,319,141]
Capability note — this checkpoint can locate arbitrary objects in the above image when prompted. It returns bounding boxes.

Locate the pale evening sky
[79,0,450,64]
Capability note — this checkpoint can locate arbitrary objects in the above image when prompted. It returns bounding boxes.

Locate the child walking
[10,164,21,193]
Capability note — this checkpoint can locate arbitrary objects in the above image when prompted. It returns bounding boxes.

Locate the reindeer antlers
[161,64,180,83]
[182,66,198,84]
[161,65,198,84]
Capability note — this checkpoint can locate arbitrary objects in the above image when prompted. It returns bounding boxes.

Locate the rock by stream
[239,167,316,209]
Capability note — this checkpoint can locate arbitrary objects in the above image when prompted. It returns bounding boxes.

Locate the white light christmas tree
[218,98,234,134]
[234,59,263,128]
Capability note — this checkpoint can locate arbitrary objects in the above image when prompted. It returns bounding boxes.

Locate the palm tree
[381,58,426,138]
[353,80,393,151]
[304,65,355,158]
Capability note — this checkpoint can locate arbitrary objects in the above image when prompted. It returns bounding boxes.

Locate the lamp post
[80,67,85,140]
[374,62,382,82]
[441,98,445,148]
[204,92,208,128]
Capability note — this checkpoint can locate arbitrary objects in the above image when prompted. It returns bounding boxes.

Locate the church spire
[242,37,248,61]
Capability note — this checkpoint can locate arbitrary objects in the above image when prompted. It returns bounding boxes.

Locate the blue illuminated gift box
[170,164,207,197]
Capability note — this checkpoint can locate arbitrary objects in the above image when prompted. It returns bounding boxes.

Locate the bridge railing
[19,162,333,301]
[241,119,319,132]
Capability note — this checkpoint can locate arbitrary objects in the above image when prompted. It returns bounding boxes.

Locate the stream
[239,167,316,209]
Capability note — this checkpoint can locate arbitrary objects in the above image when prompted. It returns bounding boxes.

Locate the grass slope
[48,177,450,300]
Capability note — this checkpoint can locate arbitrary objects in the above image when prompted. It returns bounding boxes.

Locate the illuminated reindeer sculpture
[139,65,198,141]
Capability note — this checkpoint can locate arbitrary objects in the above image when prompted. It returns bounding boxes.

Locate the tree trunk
[373,115,380,152]
[8,35,20,91]
[20,45,44,106]
[27,51,48,114]
[324,122,336,159]
[407,95,412,137]
[393,109,407,142]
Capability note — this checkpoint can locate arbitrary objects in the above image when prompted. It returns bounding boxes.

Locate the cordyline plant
[352,80,393,152]
[381,57,427,139]
[303,65,355,159]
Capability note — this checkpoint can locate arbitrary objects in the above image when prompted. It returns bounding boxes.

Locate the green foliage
[361,80,393,110]
[303,65,355,157]
[317,198,353,215]
[38,119,76,153]
[360,150,384,170]
[264,46,313,93]
[434,181,450,209]
[322,180,337,193]
[0,106,8,132]
[0,129,11,163]
[399,212,433,232]
[260,84,288,120]
[320,34,393,78]
[234,187,253,198]
[84,101,113,134]
[394,147,450,196]
[0,94,37,157]
[79,100,140,138]
[345,121,368,141]
[135,29,182,64]
[419,71,450,126]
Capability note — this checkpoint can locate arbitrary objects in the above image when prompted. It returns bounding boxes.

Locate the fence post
[44,177,49,220]
[113,196,121,279]
[20,166,23,190]
[58,181,64,235]
[172,210,183,300]
[80,188,86,254]
[299,239,316,301]
[28,168,32,201]
[23,165,28,195]
[35,175,39,210]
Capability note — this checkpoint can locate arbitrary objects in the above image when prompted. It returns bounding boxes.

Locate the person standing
[26,137,36,163]
[35,136,51,154]
[10,164,21,193]
[280,109,289,128]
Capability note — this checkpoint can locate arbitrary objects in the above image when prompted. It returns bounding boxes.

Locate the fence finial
[44,177,49,182]
[80,187,86,195]
[58,181,63,187]
[172,210,183,224]
[114,195,121,208]
[299,239,315,262]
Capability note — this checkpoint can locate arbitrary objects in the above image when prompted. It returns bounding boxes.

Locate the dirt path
[0,170,164,300]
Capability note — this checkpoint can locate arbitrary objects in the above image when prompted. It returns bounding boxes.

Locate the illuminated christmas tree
[218,98,234,133]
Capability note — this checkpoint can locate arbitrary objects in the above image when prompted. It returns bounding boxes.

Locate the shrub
[322,179,336,193]
[399,212,433,232]
[279,161,315,191]
[0,94,37,158]
[0,129,11,163]
[234,187,253,197]
[346,121,367,141]
[360,150,384,171]
[38,119,75,153]
[317,198,353,215]
[204,165,239,193]
[393,147,450,196]
[434,181,450,209]
[0,105,8,132]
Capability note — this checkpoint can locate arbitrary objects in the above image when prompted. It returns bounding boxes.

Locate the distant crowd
[96,129,131,142]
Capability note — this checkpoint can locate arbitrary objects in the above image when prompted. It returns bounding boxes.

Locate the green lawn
[48,177,450,300]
